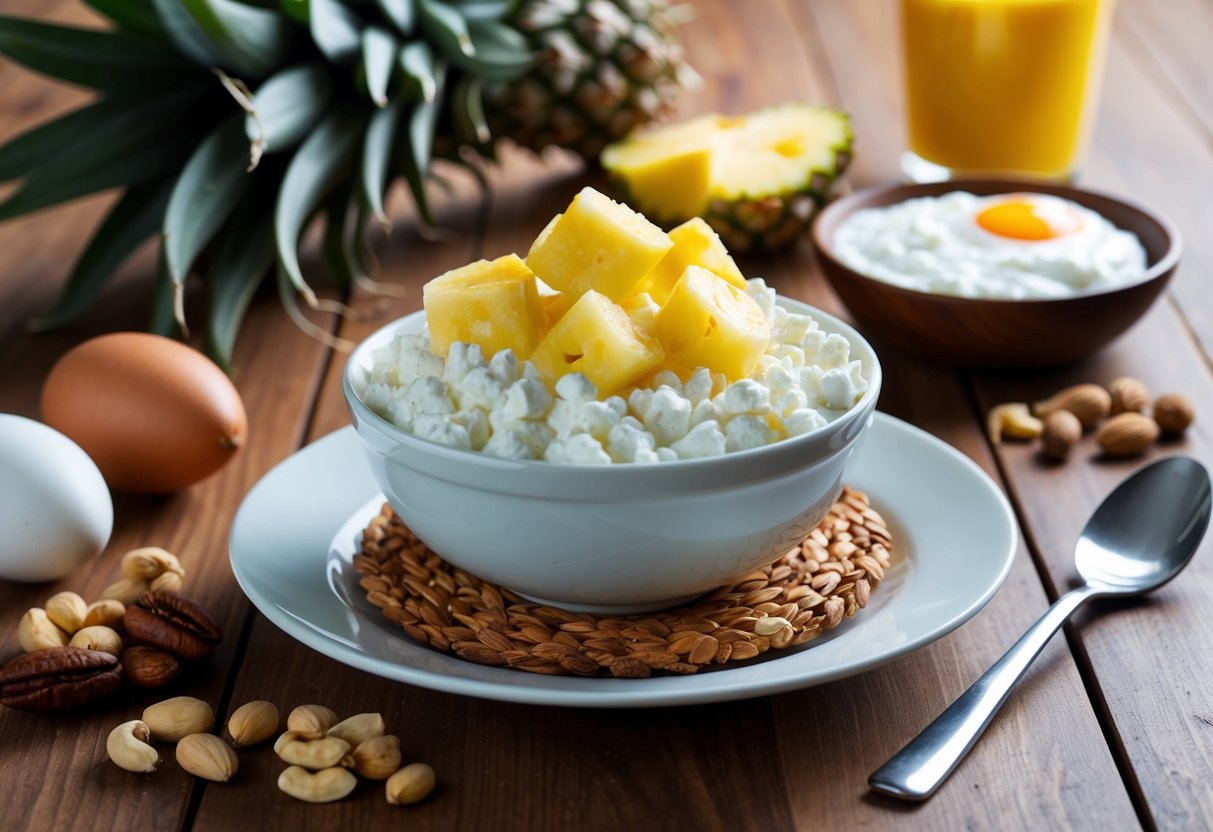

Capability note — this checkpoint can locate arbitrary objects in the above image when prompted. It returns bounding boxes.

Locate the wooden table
[2,0,1211,828]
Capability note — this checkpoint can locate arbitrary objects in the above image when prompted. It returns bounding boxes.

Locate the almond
[1034,384,1111,429]
[1153,393,1194,435]
[227,700,280,748]
[1096,412,1159,456]
[1041,410,1082,461]
[176,732,238,782]
[1108,377,1150,415]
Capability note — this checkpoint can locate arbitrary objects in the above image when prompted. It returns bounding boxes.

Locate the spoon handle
[869,585,1098,801]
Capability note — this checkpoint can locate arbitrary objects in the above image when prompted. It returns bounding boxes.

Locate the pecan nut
[121,646,181,688]
[124,592,222,661]
[0,647,122,712]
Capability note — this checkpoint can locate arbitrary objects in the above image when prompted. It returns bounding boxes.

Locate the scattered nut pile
[988,379,1194,461]
[0,547,222,711]
[106,698,435,806]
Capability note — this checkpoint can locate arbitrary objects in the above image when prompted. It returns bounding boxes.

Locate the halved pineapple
[423,254,547,359]
[602,105,853,252]
[525,187,673,302]
[530,290,664,395]
[633,217,745,304]
[653,266,770,380]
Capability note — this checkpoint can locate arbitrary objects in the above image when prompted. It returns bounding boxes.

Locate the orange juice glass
[901,0,1115,181]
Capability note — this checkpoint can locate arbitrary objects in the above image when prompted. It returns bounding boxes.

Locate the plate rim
[230,413,1017,708]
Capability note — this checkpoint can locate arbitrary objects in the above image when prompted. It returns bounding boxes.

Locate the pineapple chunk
[620,291,661,333]
[653,266,770,381]
[525,187,672,302]
[634,218,745,304]
[531,290,664,395]
[423,253,547,359]
[539,290,573,329]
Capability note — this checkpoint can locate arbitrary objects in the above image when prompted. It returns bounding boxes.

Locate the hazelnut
[1153,393,1194,436]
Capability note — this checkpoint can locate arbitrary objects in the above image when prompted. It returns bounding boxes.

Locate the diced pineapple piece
[525,187,672,302]
[653,266,771,381]
[539,291,573,329]
[620,291,661,334]
[633,218,746,304]
[423,253,547,359]
[531,290,664,396]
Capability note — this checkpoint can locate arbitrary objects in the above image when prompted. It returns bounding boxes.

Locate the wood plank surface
[0,0,1209,830]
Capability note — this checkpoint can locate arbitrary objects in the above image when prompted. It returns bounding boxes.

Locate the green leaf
[310,0,363,62]
[322,184,359,287]
[33,180,174,331]
[375,0,415,36]
[0,91,206,221]
[207,195,276,369]
[164,114,254,328]
[275,107,365,306]
[84,0,167,36]
[181,0,294,77]
[361,26,397,107]
[150,247,181,337]
[397,40,436,102]
[278,0,309,24]
[452,1,512,22]
[451,75,490,145]
[0,16,195,89]
[150,0,223,66]
[451,18,532,81]
[246,63,333,165]
[398,63,446,226]
[360,102,399,226]
[417,0,474,58]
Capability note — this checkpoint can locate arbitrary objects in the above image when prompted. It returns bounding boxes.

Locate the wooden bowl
[811,180,1181,368]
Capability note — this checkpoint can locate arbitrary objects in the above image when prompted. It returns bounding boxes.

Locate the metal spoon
[869,456,1211,802]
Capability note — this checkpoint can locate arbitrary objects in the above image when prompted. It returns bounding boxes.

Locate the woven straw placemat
[355,486,892,678]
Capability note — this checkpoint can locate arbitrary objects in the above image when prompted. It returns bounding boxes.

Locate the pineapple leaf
[275,107,366,306]
[0,92,195,182]
[454,19,532,80]
[310,0,363,63]
[322,184,360,286]
[0,16,194,89]
[164,114,255,327]
[397,41,436,102]
[398,62,446,225]
[84,0,167,36]
[32,179,174,331]
[150,0,224,67]
[150,247,181,337]
[361,101,401,226]
[0,91,204,221]
[451,75,490,145]
[375,0,415,36]
[417,0,474,58]
[246,63,334,161]
[180,0,295,78]
[361,25,397,107]
[451,1,513,22]
[278,0,309,24]
[208,196,276,369]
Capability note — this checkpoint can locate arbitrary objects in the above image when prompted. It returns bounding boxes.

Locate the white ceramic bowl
[343,297,882,614]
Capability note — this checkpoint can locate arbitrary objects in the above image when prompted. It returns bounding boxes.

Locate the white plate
[230,414,1016,708]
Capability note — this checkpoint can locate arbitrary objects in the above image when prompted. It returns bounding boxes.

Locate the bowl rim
[810,178,1183,305]
[342,295,883,475]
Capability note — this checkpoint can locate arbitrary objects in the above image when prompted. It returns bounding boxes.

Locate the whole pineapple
[486,0,697,159]
[0,0,692,367]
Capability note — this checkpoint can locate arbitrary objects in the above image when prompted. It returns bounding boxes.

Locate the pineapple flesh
[653,265,770,380]
[530,289,665,395]
[423,254,548,359]
[526,187,673,302]
[602,105,853,252]
[632,217,745,305]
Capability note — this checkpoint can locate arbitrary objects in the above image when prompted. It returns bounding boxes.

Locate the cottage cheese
[364,279,869,464]
[833,191,1148,300]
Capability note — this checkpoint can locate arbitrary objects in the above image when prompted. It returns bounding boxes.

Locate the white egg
[0,414,112,582]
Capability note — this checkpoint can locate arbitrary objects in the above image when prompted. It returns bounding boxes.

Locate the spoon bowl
[1076,456,1212,593]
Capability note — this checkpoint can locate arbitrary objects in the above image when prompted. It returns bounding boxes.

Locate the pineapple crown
[0,0,546,367]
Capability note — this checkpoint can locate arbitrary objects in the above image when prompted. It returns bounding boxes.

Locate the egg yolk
[976,196,1083,241]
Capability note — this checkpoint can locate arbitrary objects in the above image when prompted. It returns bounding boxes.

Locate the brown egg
[41,333,248,493]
